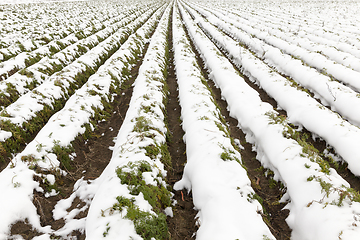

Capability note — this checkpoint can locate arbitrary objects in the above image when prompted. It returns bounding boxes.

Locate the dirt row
[9,9,198,239]
[183,2,360,202]
[175,7,292,238]
[12,4,360,239]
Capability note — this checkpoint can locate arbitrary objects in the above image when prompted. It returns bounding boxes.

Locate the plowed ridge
[1,0,360,239]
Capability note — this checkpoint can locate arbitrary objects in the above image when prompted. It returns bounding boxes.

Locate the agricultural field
[1,0,360,239]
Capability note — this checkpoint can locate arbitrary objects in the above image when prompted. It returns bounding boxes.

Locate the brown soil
[10,220,42,239]
[207,79,291,240]
[177,6,292,239]
[301,128,360,194]
[166,13,198,239]
[192,7,360,238]
[10,52,141,239]
[9,16,200,239]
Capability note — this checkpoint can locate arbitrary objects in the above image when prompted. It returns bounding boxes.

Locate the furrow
[178,1,360,239]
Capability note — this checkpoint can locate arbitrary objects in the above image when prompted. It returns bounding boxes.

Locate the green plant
[103,223,110,237]
[52,140,74,170]
[247,192,265,209]
[265,111,286,125]
[24,53,42,67]
[215,121,230,138]
[1,83,20,107]
[18,69,34,78]
[140,143,171,170]
[42,177,59,193]
[218,144,242,165]
[268,111,332,175]
[133,116,152,132]
[268,178,277,189]
[263,235,272,240]
[12,175,21,188]
[116,161,171,211]
[111,195,169,239]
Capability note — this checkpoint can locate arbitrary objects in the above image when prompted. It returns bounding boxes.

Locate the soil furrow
[199,15,360,193]
[166,6,198,239]
[177,4,291,239]
[9,41,148,239]
[206,77,292,240]
[183,4,360,195]
[0,6,159,170]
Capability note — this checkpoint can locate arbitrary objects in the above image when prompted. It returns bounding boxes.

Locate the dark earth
[8,5,360,240]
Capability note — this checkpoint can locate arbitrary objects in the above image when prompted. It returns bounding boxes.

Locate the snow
[183,1,360,177]
[178,1,360,239]
[0,0,83,4]
[0,161,51,238]
[85,5,172,239]
[2,0,360,239]
[173,4,275,239]
[0,2,166,238]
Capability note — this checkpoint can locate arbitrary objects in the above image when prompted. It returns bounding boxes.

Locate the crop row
[172,4,275,239]
[181,1,360,177]
[0,3,162,164]
[231,8,360,71]
[0,1,105,56]
[0,2,167,238]
[0,0,139,52]
[0,4,154,107]
[178,0,360,238]
[1,0,360,239]
[214,0,360,50]
[85,5,173,238]
[0,4,148,80]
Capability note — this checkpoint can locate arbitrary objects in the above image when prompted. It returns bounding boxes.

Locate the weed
[140,143,171,170]
[103,223,110,237]
[24,53,42,67]
[263,235,272,240]
[141,104,154,114]
[133,116,152,132]
[268,178,277,189]
[37,61,64,76]
[42,177,59,194]
[21,154,39,169]
[265,111,286,125]
[0,143,7,162]
[270,112,331,175]
[116,161,171,211]
[112,195,169,239]
[12,175,21,188]
[247,192,264,206]
[219,144,241,164]
[215,121,230,138]
[307,175,360,206]
[18,69,34,78]
[52,140,74,170]
[307,175,315,182]
[87,89,98,96]
[198,116,210,120]
[24,79,39,91]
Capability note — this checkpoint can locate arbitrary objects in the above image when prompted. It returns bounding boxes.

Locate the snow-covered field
[1,0,360,239]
